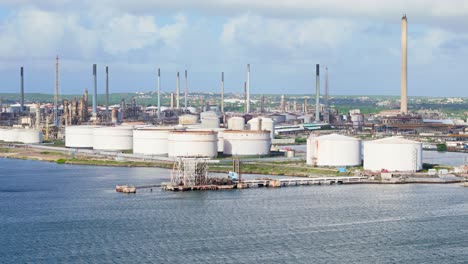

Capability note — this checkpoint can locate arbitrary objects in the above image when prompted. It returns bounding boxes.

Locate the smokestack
[244,81,247,113]
[315,64,320,122]
[120,99,126,121]
[246,64,250,113]
[35,102,40,129]
[280,95,285,113]
[221,72,224,113]
[20,67,24,113]
[260,95,265,113]
[324,67,330,123]
[176,72,180,110]
[92,64,97,114]
[106,66,109,119]
[184,70,188,111]
[157,68,161,118]
[170,93,175,109]
[55,56,59,126]
[401,15,408,114]
[304,97,308,113]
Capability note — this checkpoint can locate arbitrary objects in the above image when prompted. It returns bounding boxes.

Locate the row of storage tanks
[65,125,271,158]
[307,134,423,172]
[180,113,276,139]
[0,128,43,144]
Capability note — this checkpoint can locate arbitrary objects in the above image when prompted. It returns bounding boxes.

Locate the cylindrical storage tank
[223,130,271,156]
[133,128,171,156]
[168,131,217,158]
[179,114,198,125]
[363,137,423,172]
[227,116,245,130]
[200,111,218,120]
[201,117,220,128]
[17,129,43,144]
[307,134,361,166]
[3,129,21,142]
[217,129,224,153]
[261,118,275,139]
[247,117,261,130]
[93,126,133,151]
[0,128,6,141]
[186,128,225,153]
[65,126,101,148]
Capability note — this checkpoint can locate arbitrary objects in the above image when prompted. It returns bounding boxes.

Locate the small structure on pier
[171,157,209,187]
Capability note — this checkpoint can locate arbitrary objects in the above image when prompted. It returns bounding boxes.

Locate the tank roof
[367,136,421,145]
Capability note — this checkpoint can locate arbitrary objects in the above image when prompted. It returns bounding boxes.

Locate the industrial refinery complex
[0,15,467,185]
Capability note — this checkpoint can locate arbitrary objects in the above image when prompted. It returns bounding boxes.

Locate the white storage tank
[223,130,271,156]
[168,131,218,158]
[17,129,43,144]
[227,116,245,130]
[247,117,275,139]
[187,128,225,153]
[200,111,218,120]
[93,126,133,151]
[3,129,21,142]
[201,117,220,128]
[65,126,101,148]
[179,114,198,125]
[306,133,361,166]
[363,137,423,172]
[133,128,172,156]
[0,128,6,141]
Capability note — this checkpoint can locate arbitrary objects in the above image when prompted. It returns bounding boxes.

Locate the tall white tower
[400,15,408,114]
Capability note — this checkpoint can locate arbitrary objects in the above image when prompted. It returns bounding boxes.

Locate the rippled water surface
[1,158,467,263]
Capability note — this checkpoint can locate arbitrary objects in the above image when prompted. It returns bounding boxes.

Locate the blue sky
[0,0,467,97]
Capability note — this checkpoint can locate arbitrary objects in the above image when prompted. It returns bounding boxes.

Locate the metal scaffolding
[171,158,209,187]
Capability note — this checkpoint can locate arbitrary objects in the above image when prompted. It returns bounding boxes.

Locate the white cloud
[0,7,188,63]
[221,14,358,62]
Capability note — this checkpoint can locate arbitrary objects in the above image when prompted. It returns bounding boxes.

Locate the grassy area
[40,151,64,155]
[55,157,174,168]
[209,162,340,176]
[0,148,10,153]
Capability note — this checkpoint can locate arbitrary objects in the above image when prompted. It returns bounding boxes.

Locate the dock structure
[241,176,367,188]
[161,176,367,192]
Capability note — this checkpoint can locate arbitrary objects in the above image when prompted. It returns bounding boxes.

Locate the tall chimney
[244,81,247,113]
[280,94,285,113]
[176,72,180,110]
[20,67,24,113]
[170,92,175,109]
[35,102,40,129]
[221,72,224,114]
[246,64,250,113]
[105,66,109,119]
[157,68,161,118]
[315,64,320,122]
[55,56,59,126]
[324,66,330,123]
[184,70,188,111]
[92,64,97,114]
[400,15,408,114]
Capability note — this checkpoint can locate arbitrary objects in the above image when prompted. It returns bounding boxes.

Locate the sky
[0,0,467,97]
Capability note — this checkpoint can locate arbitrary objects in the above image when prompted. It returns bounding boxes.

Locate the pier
[160,176,367,192]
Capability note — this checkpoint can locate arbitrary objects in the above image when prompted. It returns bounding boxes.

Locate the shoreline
[1,143,467,184]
